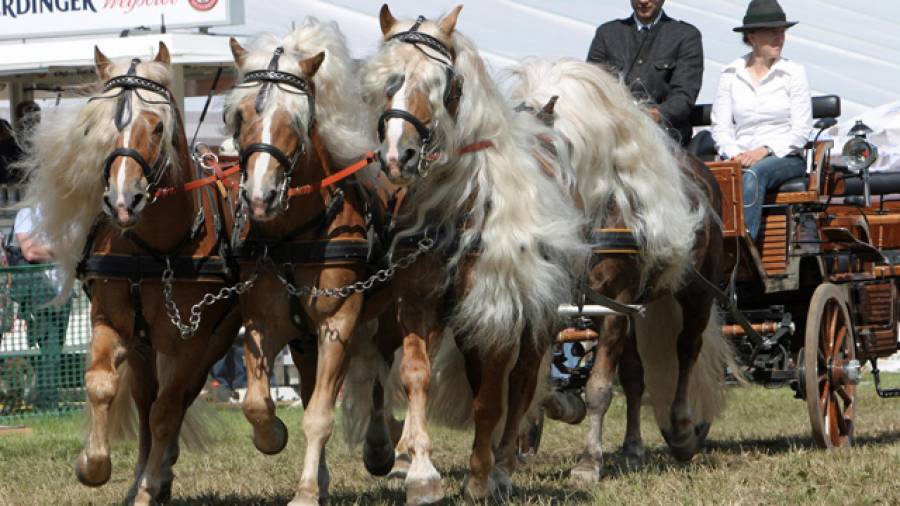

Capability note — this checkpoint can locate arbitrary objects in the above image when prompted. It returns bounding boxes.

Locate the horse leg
[131,354,193,505]
[289,305,361,506]
[242,322,289,455]
[398,324,444,506]
[619,331,647,465]
[663,294,711,462]
[125,348,159,500]
[493,334,545,495]
[75,321,126,487]
[461,341,518,502]
[570,315,627,483]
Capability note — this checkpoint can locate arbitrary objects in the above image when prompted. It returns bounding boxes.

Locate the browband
[243,70,312,93]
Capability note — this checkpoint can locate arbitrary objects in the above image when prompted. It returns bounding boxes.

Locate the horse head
[227,38,324,222]
[95,43,180,229]
[368,4,465,185]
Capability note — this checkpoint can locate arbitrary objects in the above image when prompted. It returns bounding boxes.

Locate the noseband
[93,59,178,199]
[376,16,464,178]
[236,47,316,210]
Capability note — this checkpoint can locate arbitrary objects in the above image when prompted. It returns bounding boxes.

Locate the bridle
[376,16,464,178]
[93,58,178,203]
[234,46,317,210]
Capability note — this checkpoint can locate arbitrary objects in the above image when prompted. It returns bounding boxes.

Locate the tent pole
[171,64,185,116]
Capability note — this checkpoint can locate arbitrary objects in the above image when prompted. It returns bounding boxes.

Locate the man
[587,0,703,146]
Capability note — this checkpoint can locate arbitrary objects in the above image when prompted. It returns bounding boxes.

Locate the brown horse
[508,58,737,480]
[223,20,377,505]
[19,43,242,504]
[343,6,590,503]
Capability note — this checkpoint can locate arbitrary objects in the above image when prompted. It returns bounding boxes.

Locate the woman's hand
[732,146,771,167]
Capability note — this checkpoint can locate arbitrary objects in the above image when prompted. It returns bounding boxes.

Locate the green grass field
[2,377,900,505]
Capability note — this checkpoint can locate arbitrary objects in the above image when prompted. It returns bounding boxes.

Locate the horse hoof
[662,427,699,462]
[252,417,289,455]
[287,491,320,506]
[568,462,600,484]
[363,440,395,477]
[621,443,647,468]
[406,475,444,505]
[388,452,411,480]
[74,451,112,487]
[462,473,501,503]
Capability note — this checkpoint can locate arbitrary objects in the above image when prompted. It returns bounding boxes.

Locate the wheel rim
[802,283,856,449]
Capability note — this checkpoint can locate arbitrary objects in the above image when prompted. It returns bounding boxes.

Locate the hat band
[743,12,787,25]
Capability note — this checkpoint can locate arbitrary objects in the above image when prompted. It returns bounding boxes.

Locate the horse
[342,5,590,503]
[507,58,737,480]
[223,19,378,505]
[18,43,243,504]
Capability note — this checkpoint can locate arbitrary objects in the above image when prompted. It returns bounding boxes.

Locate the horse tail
[635,297,734,431]
[423,332,474,429]
[105,360,138,442]
[156,354,215,451]
[341,320,390,450]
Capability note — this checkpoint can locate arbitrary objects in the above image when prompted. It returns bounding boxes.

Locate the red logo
[188,0,218,11]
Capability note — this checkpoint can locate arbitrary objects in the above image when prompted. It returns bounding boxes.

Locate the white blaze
[115,124,131,207]
[252,111,275,202]
[385,80,408,162]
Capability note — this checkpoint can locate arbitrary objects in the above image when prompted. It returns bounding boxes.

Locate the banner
[0,0,243,40]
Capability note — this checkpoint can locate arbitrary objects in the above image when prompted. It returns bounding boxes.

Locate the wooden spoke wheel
[799,283,858,449]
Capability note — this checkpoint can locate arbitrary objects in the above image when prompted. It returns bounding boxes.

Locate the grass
[2,376,900,505]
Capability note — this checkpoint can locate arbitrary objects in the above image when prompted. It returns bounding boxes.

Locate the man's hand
[732,146,770,168]
[647,107,663,124]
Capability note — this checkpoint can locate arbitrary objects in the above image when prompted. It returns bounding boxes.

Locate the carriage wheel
[800,283,858,449]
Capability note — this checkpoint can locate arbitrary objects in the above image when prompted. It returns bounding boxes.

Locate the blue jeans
[742,155,806,240]
[210,343,247,389]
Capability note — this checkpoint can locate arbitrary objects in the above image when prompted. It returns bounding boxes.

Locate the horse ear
[538,96,559,127]
[229,37,247,68]
[300,51,326,78]
[542,96,559,116]
[379,4,397,36]
[94,46,111,80]
[437,5,463,35]
[154,41,171,65]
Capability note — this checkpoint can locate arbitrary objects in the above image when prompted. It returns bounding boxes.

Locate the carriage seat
[688,95,841,161]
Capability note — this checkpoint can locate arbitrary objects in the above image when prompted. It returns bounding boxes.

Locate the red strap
[426,140,494,161]
[153,163,241,199]
[288,151,377,197]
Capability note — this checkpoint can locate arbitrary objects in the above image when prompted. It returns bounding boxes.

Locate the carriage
[550,94,900,451]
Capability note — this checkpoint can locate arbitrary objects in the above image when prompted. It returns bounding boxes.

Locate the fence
[0,263,91,420]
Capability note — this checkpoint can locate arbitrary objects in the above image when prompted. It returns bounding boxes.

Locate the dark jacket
[587,12,703,145]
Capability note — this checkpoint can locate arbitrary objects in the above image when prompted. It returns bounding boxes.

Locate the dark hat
[733,0,798,32]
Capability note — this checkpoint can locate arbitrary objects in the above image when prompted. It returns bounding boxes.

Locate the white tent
[2,1,899,145]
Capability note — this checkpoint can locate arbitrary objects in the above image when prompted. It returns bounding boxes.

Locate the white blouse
[711,54,812,159]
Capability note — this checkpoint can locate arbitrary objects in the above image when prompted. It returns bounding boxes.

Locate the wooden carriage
[691,96,900,448]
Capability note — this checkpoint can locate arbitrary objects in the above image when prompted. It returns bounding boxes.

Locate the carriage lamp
[842,120,879,207]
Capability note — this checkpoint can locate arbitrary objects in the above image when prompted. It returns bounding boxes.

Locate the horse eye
[385,74,405,99]
[153,122,164,135]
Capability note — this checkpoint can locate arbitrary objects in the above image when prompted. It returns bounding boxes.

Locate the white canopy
[2,1,898,146]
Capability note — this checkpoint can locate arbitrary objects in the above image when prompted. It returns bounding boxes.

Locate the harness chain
[270,236,434,298]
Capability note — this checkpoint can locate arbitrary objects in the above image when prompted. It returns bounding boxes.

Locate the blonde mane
[223,18,374,170]
[363,20,589,351]
[17,57,180,296]
[506,58,705,291]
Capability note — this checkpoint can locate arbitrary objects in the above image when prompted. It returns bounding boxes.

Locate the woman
[711,0,811,241]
